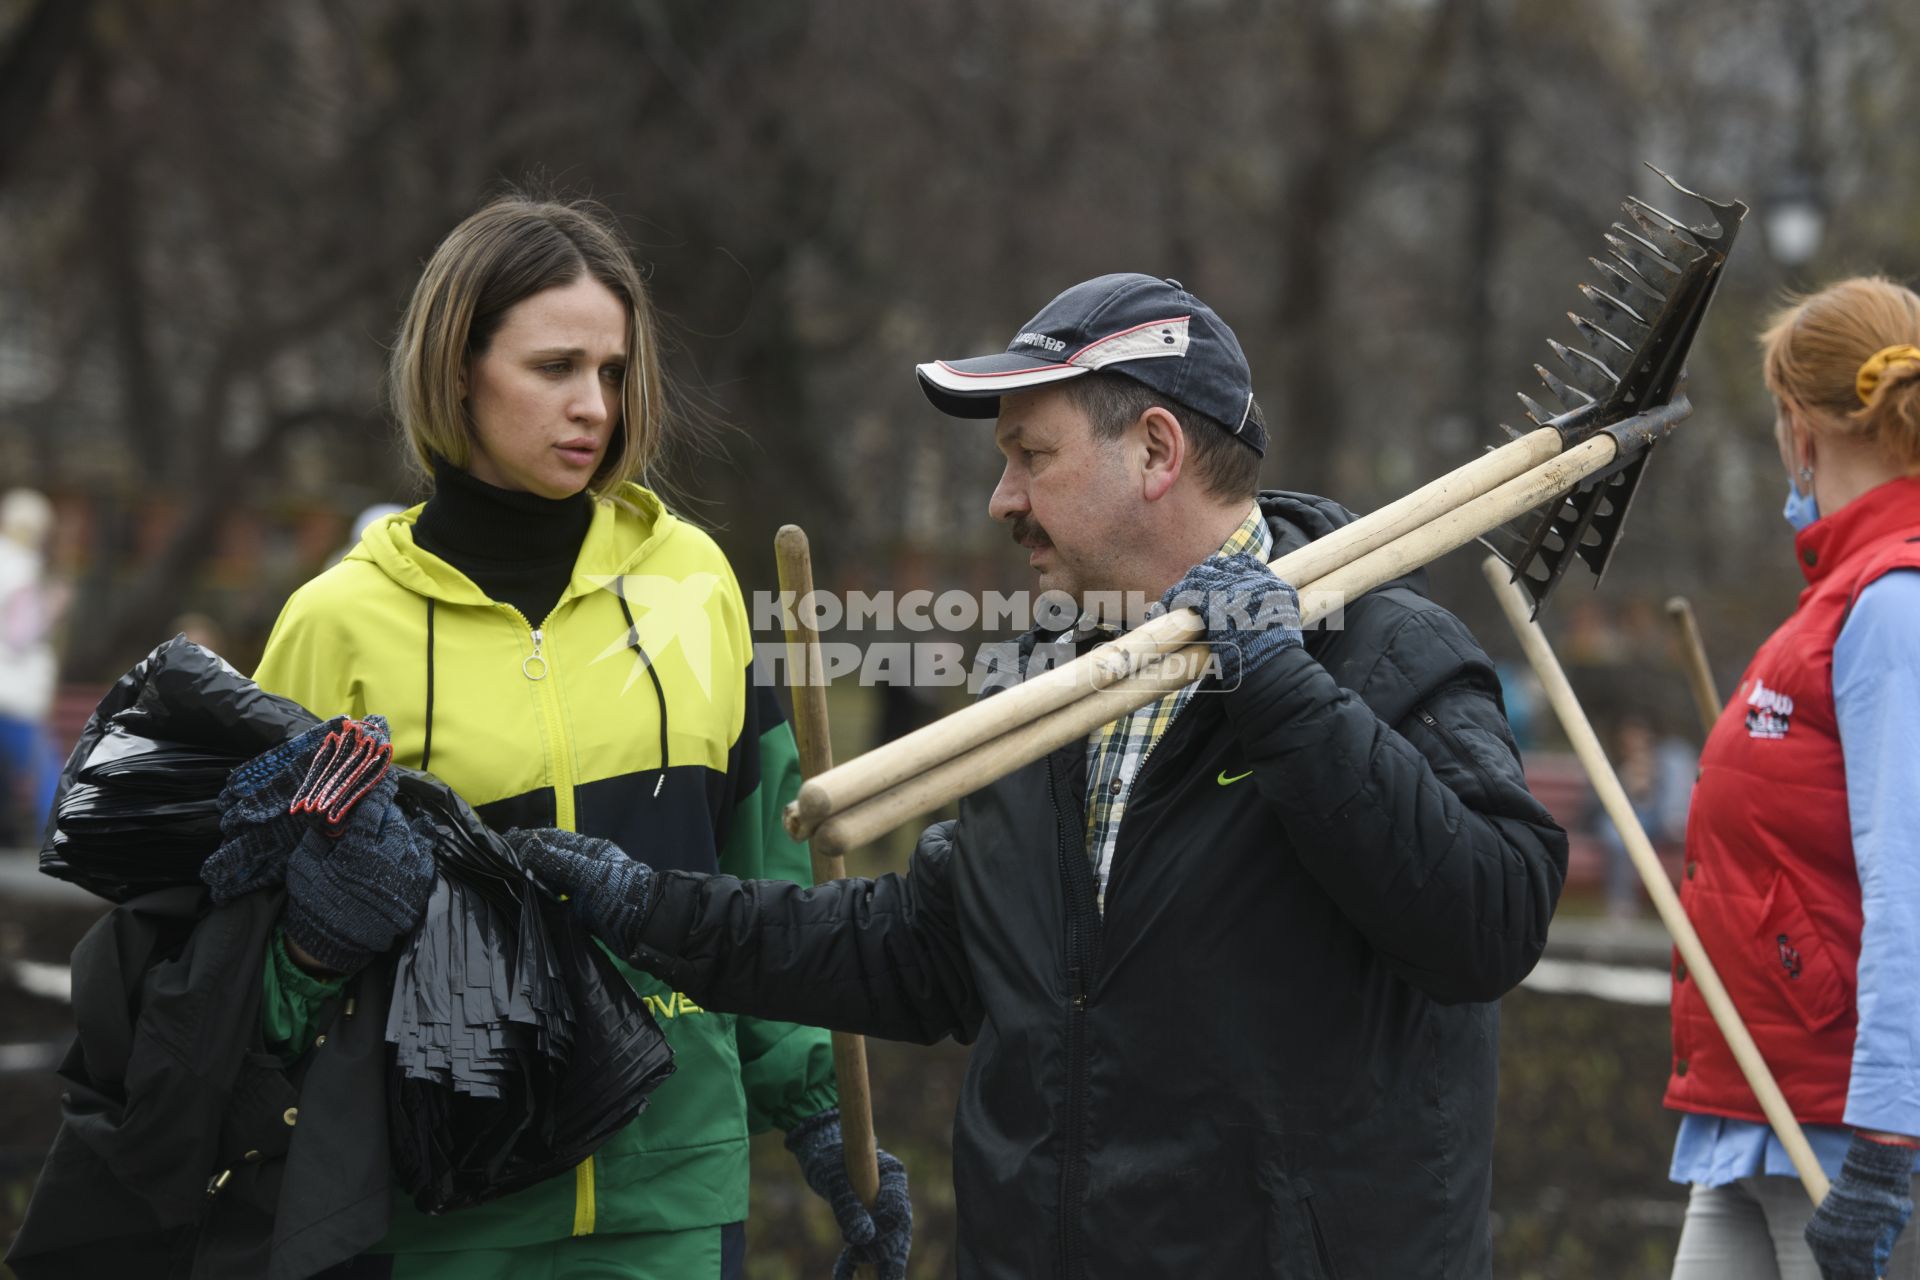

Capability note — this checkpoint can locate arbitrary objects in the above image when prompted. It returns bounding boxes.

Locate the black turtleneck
[412,456,593,628]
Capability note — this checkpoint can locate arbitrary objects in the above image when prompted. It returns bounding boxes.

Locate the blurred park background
[3,0,1920,1275]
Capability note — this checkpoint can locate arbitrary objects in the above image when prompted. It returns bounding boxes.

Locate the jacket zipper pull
[1070,966,1087,1011]
[523,629,549,681]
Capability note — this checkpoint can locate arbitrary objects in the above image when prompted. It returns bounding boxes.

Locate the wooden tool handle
[788,427,1564,839]
[1664,596,1722,735]
[1485,558,1828,1205]
[806,433,1625,854]
[774,525,882,1210]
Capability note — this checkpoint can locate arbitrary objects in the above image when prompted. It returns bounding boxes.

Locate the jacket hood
[1258,488,1429,597]
[345,483,679,607]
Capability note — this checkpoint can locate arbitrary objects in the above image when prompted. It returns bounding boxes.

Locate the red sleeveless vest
[1667,477,1920,1123]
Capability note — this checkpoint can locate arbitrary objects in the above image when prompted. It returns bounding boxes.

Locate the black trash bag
[39,637,676,1213]
[383,772,675,1213]
[40,635,320,902]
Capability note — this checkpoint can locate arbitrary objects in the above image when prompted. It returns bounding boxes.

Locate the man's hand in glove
[1805,1131,1916,1279]
[282,716,433,976]
[1160,550,1303,686]
[785,1107,913,1280]
[505,828,658,957]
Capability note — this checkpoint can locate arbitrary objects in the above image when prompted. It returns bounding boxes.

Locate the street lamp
[1763,171,1826,269]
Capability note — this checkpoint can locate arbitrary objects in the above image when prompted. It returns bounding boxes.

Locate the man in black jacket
[524,274,1569,1278]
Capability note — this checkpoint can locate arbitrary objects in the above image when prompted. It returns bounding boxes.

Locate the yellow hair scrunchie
[1856,344,1920,405]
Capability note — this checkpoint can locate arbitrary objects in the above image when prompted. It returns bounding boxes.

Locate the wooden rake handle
[774,526,883,1211]
[786,426,1567,841]
[1484,557,1828,1205]
[1664,596,1722,735]
[806,427,1629,856]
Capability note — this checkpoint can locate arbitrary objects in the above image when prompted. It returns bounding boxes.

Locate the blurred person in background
[1585,709,1694,920]
[332,502,406,567]
[170,610,230,657]
[1667,277,1920,1280]
[242,193,910,1278]
[0,488,62,847]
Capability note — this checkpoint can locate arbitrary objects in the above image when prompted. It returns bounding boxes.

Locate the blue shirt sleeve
[1834,568,1920,1136]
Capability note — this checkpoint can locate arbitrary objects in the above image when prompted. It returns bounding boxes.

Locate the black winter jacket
[628,492,1569,1278]
[8,886,392,1279]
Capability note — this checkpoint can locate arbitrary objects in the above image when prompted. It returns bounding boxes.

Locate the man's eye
[601,365,626,384]
[541,361,571,375]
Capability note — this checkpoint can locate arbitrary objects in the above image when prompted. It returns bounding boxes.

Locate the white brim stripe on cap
[1067,315,1190,369]
[917,360,1088,395]
[917,313,1192,400]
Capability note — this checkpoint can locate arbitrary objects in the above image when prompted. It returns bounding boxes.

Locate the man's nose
[988,466,1027,523]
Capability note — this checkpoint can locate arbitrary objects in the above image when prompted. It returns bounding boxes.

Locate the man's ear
[1138,406,1184,502]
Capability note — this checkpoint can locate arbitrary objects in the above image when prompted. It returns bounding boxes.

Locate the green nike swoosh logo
[1217,769,1253,786]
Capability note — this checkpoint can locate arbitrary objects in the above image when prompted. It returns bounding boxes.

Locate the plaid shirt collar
[1214,502,1274,564]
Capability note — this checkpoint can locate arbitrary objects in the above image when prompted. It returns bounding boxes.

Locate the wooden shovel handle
[1664,596,1722,735]
[1486,558,1828,1206]
[774,525,882,1210]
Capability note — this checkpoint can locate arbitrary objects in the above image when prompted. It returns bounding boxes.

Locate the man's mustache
[1010,516,1050,550]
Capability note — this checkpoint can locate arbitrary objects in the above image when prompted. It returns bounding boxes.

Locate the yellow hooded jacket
[253,483,836,1252]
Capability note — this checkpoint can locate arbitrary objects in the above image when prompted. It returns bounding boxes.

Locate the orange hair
[1760,276,1920,472]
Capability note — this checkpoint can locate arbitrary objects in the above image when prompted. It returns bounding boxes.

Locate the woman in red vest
[1668,277,1920,1280]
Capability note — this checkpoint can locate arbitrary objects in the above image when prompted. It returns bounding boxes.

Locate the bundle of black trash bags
[40,636,675,1213]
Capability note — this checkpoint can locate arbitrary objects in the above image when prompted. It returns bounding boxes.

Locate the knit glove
[1160,551,1304,686]
[282,717,433,974]
[202,716,346,903]
[1805,1133,1915,1279]
[785,1107,913,1280]
[504,828,658,956]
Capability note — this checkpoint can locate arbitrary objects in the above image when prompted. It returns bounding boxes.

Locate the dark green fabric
[384,1221,741,1280]
[263,926,345,1055]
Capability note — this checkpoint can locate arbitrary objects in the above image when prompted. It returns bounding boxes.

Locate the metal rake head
[1481,166,1746,616]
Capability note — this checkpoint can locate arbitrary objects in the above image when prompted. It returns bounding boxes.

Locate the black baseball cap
[916,273,1265,454]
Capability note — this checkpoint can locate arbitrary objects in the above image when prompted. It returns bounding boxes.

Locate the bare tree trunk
[1267,0,1469,498]
[65,405,363,675]
[0,0,98,187]
[1460,0,1512,431]
[1269,3,1354,498]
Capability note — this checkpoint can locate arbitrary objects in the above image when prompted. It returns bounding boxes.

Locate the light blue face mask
[1784,474,1821,532]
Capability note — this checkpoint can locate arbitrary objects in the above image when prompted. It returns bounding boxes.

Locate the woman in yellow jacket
[251,194,911,1279]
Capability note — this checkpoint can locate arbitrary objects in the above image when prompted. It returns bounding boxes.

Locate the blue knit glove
[1160,551,1304,686]
[785,1107,912,1280]
[203,716,345,903]
[504,828,658,956]
[1805,1133,1915,1279]
[282,718,432,974]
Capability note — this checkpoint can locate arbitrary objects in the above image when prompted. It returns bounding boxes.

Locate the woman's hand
[1804,1130,1917,1279]
[282,719,433,974]
[785,1107,913,1280]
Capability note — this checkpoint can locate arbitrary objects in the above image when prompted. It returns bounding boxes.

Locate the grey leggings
[1671,1176,1920,1279]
